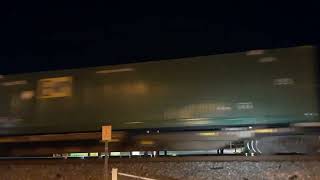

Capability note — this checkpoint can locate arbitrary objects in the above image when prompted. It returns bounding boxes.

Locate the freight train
[0,46,318,142]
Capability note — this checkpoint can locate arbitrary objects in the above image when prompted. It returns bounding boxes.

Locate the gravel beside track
[0,156,319,179]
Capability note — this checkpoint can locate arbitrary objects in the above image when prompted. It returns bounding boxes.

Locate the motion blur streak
[1,80,27,86]
[96,68,134,74]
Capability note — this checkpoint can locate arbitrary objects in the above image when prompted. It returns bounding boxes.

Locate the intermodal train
[0,46,318,137]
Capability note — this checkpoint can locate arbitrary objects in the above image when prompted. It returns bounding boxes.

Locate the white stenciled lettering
[237,102,254,110]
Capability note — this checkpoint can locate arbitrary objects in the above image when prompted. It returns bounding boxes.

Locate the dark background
[0,1,319,74]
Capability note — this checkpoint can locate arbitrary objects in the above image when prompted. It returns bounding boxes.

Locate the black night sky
[0,1,319,74]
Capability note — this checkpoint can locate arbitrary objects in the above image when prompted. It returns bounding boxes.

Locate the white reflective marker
[131,151,141,156]
[110,152,121,156]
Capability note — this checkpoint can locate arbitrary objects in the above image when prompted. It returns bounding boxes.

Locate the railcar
[0,46,318,138]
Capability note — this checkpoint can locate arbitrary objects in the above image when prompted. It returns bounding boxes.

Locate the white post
[104,142,109,180]
[102,126,112,180]
[112,168,118,180]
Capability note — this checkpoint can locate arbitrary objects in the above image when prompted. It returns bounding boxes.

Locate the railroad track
[0,155,320,164]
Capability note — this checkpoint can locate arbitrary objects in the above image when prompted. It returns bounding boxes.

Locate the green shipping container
[0,46,318,135]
